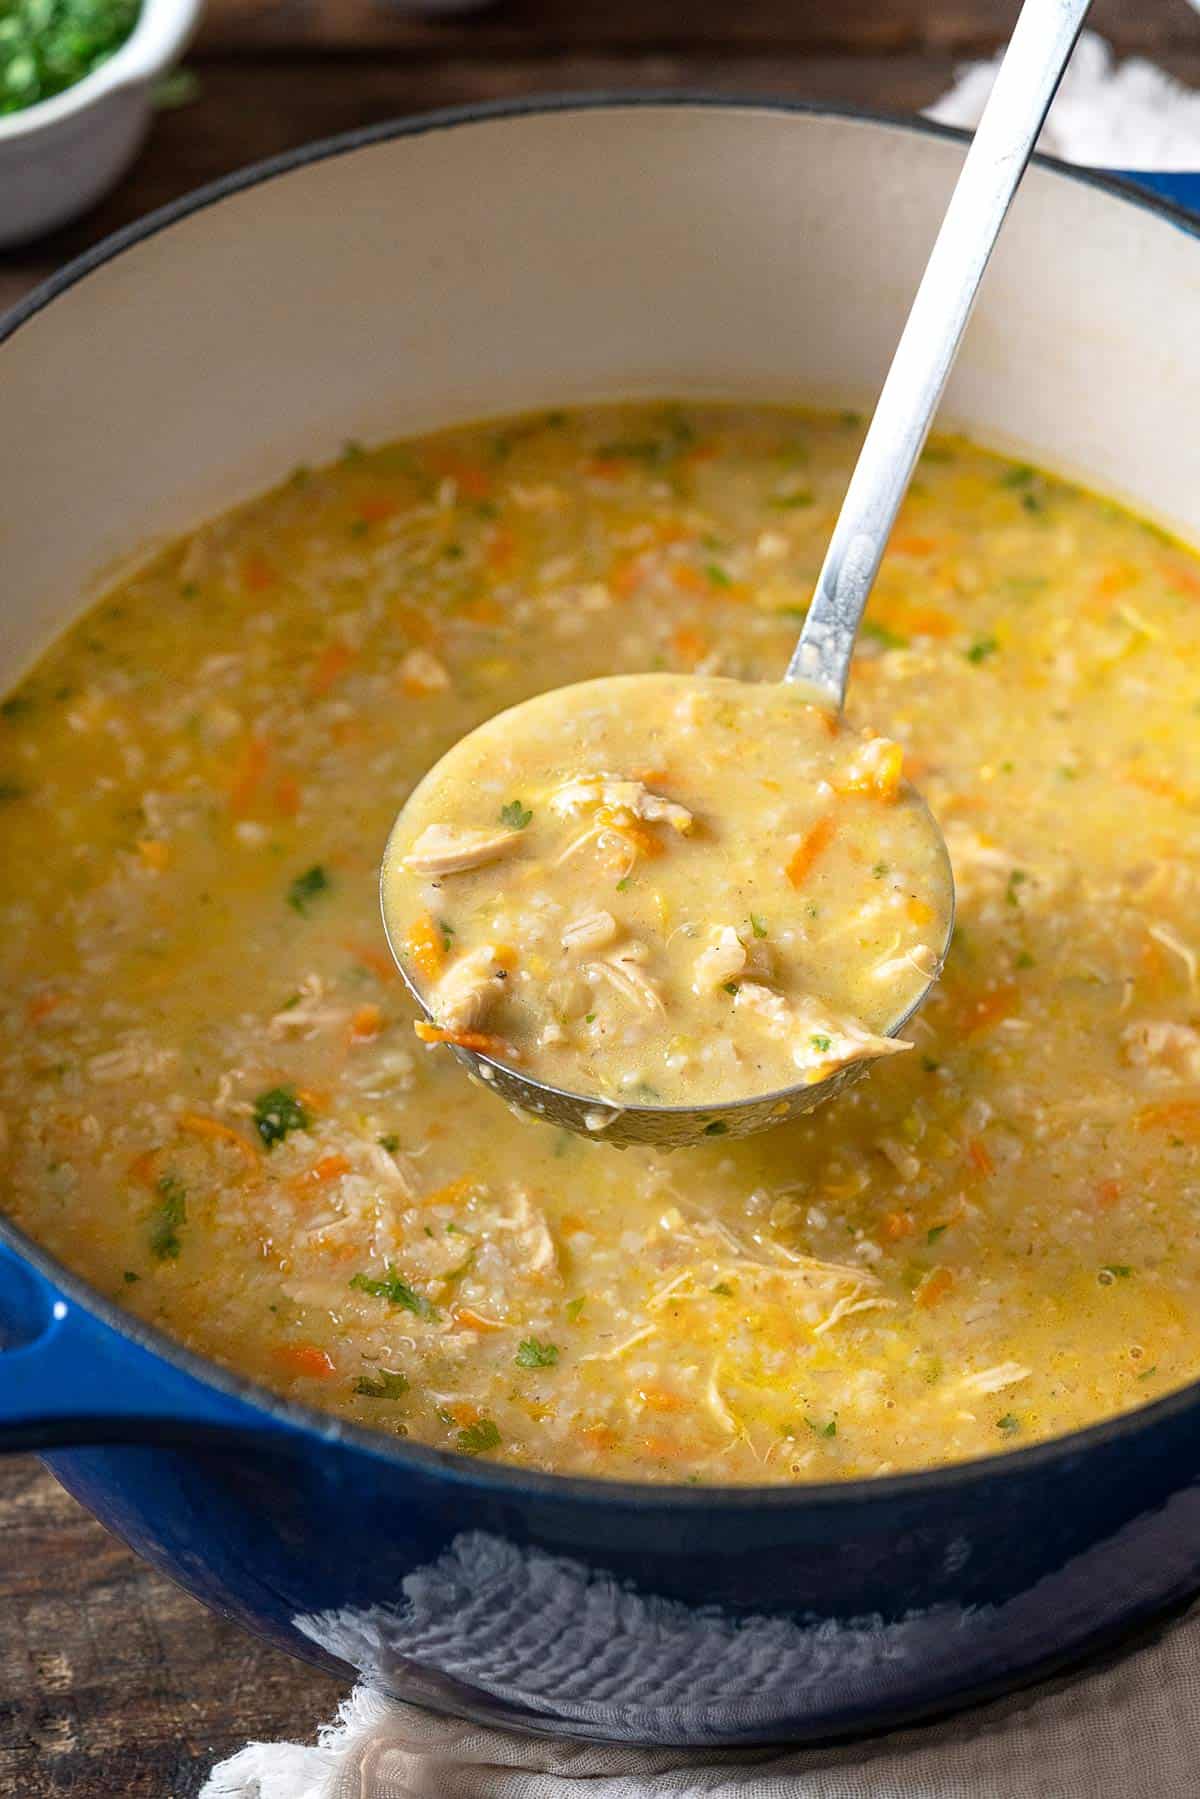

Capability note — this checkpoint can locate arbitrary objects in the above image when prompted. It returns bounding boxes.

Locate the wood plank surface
[0,2,1197,1792]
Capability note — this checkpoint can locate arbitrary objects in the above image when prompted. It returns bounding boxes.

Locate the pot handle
[0,1238,279,1450]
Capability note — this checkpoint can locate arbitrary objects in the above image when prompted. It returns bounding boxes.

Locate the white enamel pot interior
[1,100,1198,724]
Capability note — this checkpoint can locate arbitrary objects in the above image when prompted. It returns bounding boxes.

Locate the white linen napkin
[202,27,1200,1799]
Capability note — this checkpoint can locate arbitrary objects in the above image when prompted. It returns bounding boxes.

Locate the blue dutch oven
[1,100,1199,1746]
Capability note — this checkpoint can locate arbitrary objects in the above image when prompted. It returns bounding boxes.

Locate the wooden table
[2,2,1197,1791]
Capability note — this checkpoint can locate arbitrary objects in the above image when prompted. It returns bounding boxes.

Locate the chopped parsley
[499,799,532,829]
[377,1133,401,1153]
[515,1338,559,1368]
[703,1120,728,1136]
[1136,1365,1159,1381]
[439,919,455,952]
[615,876,632,892]
[349,1269,438,1319]
[354,1370,409,1399]
[966,637,999,664]
[996,1413,1022,1435]
[806,1415,838,1439]
[749,913,768,938]
[456,1417,501,1456]
[286,864,330,915]
[1005,869,1027,906]
[722,980,739,996]
[253,1086,309,1148]
[122,1270,139,1284]
[1101,1264,1133,1281]
[710,1281,733,1297]
[565,1296,586,1322]
[768,489,814,510]
[922,1056,941,1074]
[926,1223,948,1245]
[872,861,889,878]
[1000,463,1035,488]
[705,562,732,589]
[149,1174,186,1260]
[810,1034,832,1053]
[1,0,139,114]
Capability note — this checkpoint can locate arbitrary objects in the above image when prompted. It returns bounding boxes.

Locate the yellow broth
[1,403,1199,1483]
[383,673,951,1106]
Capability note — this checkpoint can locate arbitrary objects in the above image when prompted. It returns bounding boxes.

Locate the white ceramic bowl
[0,0,202,248]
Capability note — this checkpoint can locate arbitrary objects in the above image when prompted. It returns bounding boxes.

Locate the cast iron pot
[1,101,1199,1747]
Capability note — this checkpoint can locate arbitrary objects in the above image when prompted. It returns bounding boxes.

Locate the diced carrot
[916,1266,954,1309]
[27,992,64,1025]
[448,1400,481,1427]
[786,815,836,887]
[178,1113,260,1166]
[1163,560,1200,600]
[419,1177,473,1208]
[312,1153,352,1183]
[404,912,445,981]
[459,595,504,626]
[907,897,934,926]
[557,1212,588,1235]
[609,553,645,600]
[453,1307,507,1333]
[434,456,492,501]
[671,564,708,596]
[344,940,395,982]
[485,527,515,574]
[882,1211,916,1241]
[394,603,436,645]
[671,624,710,664]
[960,983,1017,1037]
[273,775,301,818]
[329,718,363,745]
[967,1137,995,1177]
[308,641,354,698]
[597,810,663,861]
[683,441,718,465]
[1135,1099,1200,1142]
[228,735,269,816]
[275,1343,335,1379]
[127,1148,161,1187]
[633,768,670,787]
[1095,1179,1123,1210]
[581,1424,620,1451]
[891,533,938,557]
[242,551,276,592]
[413,1022,518,1060]
[585,457,623,480]
[296,1087,327,1114]
[349,1003,384,1042]
[357,492,398,525]
[900,603,956,639]
[1122,766,1185,803]
[638,1386,687,1414]
[136,838,170,871]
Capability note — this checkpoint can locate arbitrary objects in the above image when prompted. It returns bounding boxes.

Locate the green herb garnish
[811,1034,832,1053]
[565,1296,586,1322]
[0,0,140,114]
[1005,869,1027,906]
[378,1134,400,1153]
[1101,1264,1133,1281]
[149,1174,186,1260]
[711,1281,733,1297]
[456,1418,501,1455]
[1000,464,1035,488]
[703,1121,728,1136]
[861,620,908,650]
[749,913,768,938]
[996,1413,1021,1435]
[926,1224,948,1245]
[806,1415,837,1439]
[349,1269,438,1319]
[500,800,532,829]
[966,637,999,664]
[515,1338,559,1368]
[253,1086,309,1148]
[354,1370,409,1399]
[286,864,329,914]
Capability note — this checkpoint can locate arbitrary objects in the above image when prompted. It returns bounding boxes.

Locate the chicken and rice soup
[1,403,1198,1483]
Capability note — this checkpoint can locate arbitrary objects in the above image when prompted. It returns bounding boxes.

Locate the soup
[382,673,952,1108]
[1,403,1198,1484]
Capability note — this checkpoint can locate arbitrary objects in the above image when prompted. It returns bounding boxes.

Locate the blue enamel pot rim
[2,92,1198,1511]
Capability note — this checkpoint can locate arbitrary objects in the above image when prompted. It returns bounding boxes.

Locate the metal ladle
[383,0,1091,1148]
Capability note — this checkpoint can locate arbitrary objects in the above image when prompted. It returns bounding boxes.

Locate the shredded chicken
[550,774,694,835]
[1122,1019,1200,1082]
[431,946,512,1032]
[398,648,450,691]
[733,984,909,1081]
[959,1362,1031,1396]
[692,925,747,995]
[403,823,520,877]
[586,945,663,1013]
[561,909,619,954]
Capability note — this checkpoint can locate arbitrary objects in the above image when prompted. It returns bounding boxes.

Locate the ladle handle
[786,0,1093,709]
